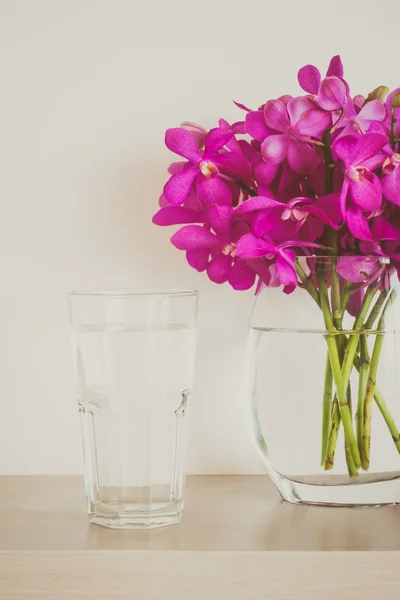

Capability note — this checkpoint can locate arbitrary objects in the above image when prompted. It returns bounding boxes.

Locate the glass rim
[69,288,198,299]
[298,255,391,263]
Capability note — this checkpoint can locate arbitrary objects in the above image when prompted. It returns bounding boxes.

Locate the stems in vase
[324,397,340,470]
[318,270,361,470]
[362,314,386,469]
[357,335,370,457]
[321,355,333,466]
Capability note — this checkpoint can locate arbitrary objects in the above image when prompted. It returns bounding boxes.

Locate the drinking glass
[69,289,198,528]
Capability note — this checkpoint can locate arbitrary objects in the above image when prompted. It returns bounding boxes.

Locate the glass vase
[247,256,400,506]
[69,289,198,528]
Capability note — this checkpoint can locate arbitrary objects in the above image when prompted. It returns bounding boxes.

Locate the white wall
[1,0,400,474]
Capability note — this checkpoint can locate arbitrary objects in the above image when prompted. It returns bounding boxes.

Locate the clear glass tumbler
[69,289,198,528]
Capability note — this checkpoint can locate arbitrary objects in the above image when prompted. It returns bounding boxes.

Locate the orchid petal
[186,248,209,272]
[171,225,217,250]
[348,172,382,212]
[264,100,290,132]
[236,233,273,258]
[253,159,280,185]
[163,167,198,205]
[235,195,283,213]
[326,55,344,78]
[165,128,201,163]
[371,215,400,240]
[206,205,233,238]
[261,133,289,164]
[382,164,400,205]
[204,128,233,157]
[333,132,387,167]
[353,95,364,111]
[287,138,319,175]
[318,76,347,111]
[228,261,256,290]
[245,110,271,141]
[358,99,386,122]
[255,214,297,239]
[304,193,342,228]
[340,178,349,217]
[207,253,232,284]
[168,161,187,175]
[336,256,382,283]
[297,64,321,95]
[152,206,204,226]
[345,206,373,241]
[234,100,252,112]
[293,106,331,137]
[287,96,315,123]
[196,175,232,207]
[347,288,364,317]
[180,122,207,149]
[213,152,252,180]
[276,249,298,294]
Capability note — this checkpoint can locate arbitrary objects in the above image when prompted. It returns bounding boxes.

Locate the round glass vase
[247,256,400,507]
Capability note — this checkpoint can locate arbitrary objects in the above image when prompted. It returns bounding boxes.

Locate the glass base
[88,499,182,529]
[271,470,400,507]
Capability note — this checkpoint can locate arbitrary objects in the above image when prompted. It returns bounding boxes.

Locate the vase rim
[69,288,198,298]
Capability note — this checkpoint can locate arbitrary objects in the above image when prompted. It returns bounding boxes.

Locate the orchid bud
[392,92,400,109]
[364,85,390,105]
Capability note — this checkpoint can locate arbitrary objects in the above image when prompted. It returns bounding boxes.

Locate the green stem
[319,272,361,470]
[295,260,320,307]
[352,353,400,454]
[236,180,257,197]
[321,355,333,466]
[327,231,341,328]
[339,281,352,321]
[345,438,358,477]
[324,397,340,470]
[357,335,369,458]
[364,289,389,330]
[362,316,385,470]
[341,285,378,390]
[391,106,398,151]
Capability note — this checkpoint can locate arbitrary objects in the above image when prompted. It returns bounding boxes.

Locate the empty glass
[69,289,198,528]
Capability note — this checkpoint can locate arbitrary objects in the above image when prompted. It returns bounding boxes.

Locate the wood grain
[1,476,400,598]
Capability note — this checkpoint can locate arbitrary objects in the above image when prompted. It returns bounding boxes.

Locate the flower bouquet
[153,55,400,504]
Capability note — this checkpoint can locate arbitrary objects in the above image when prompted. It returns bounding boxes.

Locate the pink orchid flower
[180,122,207,150]
[170,205,256,290]
[235,194,341,243]
[332,132,387,240]
[261,97,330,175]
[385,88,400,138]
[236,233,324,294]
[339,99,386,136]
[163,127,250,207]
[382,152,400,205]
[298,55,348,112]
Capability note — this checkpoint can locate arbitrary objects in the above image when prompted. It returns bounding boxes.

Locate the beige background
[1,0,400,475]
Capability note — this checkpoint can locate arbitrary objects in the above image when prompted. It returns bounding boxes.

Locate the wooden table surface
[1,475,400,598]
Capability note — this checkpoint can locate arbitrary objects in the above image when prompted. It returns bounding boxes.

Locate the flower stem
[319,271,361,470]
[341,285,378,390]
[295,260,321,307]
[324,396,340,470]
[321,355,333,466]
[236,180,257,197]
[356,335,369,457]
[327,230,341,327]
[391,106,398,151]
[338,281,352,320]
[361,316,385,470]
[364,289,389,330]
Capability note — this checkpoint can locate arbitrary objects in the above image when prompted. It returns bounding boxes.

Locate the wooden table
[1,475,400,598]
